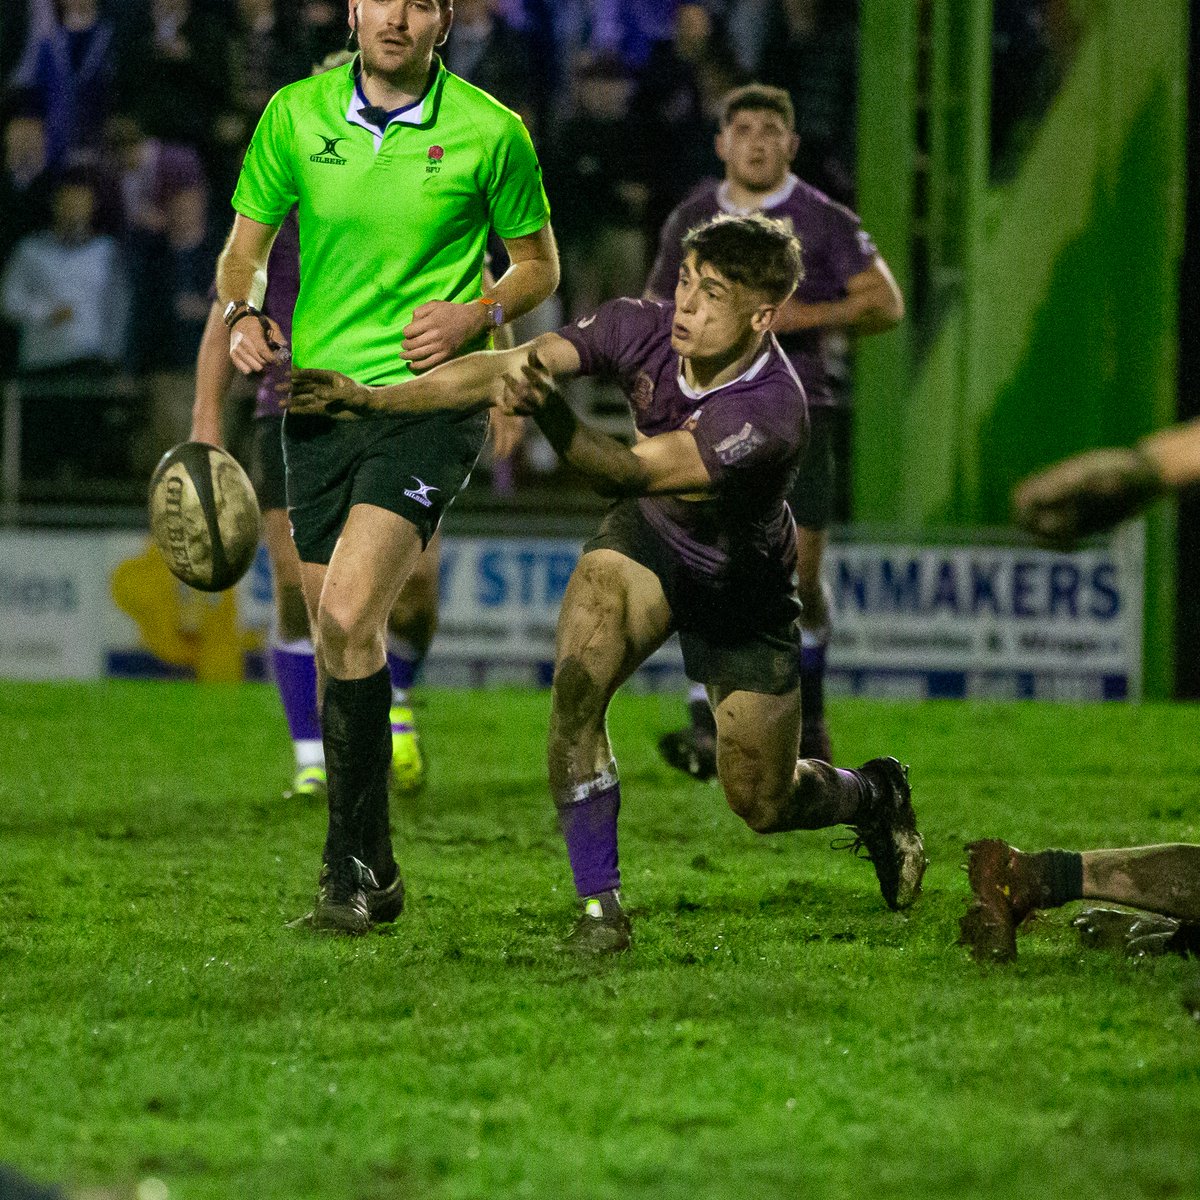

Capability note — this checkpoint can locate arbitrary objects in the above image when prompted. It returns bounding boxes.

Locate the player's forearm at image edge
[190,301,236,446]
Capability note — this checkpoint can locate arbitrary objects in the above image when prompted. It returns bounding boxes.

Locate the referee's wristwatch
[476,296,504,328]
[223,299,261,329]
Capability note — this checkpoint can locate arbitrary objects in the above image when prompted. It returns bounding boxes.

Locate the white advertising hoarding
[0,526,1146,699]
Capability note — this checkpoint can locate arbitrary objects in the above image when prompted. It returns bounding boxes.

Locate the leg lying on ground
[959,840,1200,962]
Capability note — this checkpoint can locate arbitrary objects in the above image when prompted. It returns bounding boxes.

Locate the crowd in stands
[0,0,1069,492]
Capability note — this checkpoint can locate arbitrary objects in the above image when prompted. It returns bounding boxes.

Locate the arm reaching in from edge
[287,331,582,418]
[1009,418,1200,547]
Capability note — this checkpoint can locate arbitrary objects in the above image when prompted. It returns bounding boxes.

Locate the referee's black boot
[312,855,376,935]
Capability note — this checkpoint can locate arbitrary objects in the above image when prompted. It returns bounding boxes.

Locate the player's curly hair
[682,213,804,304]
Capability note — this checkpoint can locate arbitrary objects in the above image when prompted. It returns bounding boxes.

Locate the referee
[216,0,558,933]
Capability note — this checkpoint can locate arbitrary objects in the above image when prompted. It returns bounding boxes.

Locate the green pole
[853,0,916,523]
[956,0,993,524]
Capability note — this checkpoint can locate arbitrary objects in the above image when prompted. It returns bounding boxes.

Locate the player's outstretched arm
[501,350,713,498]
[1014,418,1200,547]
[288,332,583,418]
[189,300,235,446]
[1013,446,1168,547]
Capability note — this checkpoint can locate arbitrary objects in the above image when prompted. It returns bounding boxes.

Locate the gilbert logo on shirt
[426,145,444,175]
[310,136,348,165]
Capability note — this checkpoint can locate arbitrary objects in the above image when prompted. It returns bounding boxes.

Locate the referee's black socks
[321,666,394,881]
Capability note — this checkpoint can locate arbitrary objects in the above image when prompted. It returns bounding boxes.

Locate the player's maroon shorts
[584,499,800,696]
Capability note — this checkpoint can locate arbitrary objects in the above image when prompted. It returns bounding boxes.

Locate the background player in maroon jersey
[288,213,926,953]
[646,84,905,775]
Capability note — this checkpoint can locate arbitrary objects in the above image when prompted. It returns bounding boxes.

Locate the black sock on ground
[321,666,392,874]
[1040,849,1084,907]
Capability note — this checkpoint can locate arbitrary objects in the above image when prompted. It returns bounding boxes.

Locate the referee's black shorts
[282,408,488,564]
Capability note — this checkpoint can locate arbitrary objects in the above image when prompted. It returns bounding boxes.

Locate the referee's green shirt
[232,57,551,385]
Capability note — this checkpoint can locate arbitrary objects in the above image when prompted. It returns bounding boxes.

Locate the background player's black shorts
[282,408,488,564]
[788,406,838,530]
[252,415,287,511]
[585,500,800,696]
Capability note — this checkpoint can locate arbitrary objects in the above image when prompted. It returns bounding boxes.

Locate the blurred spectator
[757,0,858,203]
[1,1,36,84]
[230,0,305,118]
[0,105,55,268]
[991,0,1081,181]
[549,54,648,318]
[444,0,543,135]
[0,102,56,380]
[9,0,117,168]
[93,112,208,461]
[630,3,736,253]
[114,0,232,155]
[0,168,128,374]
[724,0,773,76]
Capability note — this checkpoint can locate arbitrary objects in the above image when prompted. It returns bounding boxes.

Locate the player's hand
[1012,447,1167,548]
[488,408,526,461]
[497,349,556,416]
[230,313,289,375]
[287,368,371,419]
[401,300,490,372]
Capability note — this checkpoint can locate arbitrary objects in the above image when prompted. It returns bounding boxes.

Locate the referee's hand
[402,299,490,371]
[230,312,289,375]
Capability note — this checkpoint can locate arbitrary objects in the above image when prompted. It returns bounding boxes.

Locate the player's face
[672,252,775,360]
[716,108,799,193]
[354,0,451,77]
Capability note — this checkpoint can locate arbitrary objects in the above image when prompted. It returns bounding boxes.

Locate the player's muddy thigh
[300,503,425,680]
[710,685,802,831]
[550,550,673,794]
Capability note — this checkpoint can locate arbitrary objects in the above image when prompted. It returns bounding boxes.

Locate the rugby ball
[148,442,261,592]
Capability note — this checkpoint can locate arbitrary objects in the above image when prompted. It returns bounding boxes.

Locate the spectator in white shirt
[0,168,129,374]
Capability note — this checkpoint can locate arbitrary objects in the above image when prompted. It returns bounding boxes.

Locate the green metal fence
[855,0,1188,697]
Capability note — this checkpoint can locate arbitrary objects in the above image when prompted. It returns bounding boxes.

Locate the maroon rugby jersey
[645,174,877,407]
[557,298,808,584]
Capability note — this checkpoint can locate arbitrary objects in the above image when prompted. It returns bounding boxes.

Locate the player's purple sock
[555,762,621,898]
[270,637,321,743]
[799,639,827,725]
[386,636,419,697]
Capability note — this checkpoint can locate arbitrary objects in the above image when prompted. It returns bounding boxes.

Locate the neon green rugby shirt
[232,57,551,385]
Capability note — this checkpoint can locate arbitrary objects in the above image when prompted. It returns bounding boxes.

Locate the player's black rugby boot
[843,758,926,911]
[311,855,376,935]
[657,728,717,782]
[563,890,632,955]
[365,867,406,924]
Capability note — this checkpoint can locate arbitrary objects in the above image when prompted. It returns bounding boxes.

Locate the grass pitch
[1,682,1199,1200]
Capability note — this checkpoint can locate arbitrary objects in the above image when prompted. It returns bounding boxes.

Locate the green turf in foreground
[0,682,1198,1200]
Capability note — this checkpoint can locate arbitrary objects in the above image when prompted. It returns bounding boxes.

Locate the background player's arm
[1141,418,1200,487]
[216,213,286,375]
[190,300,235,446]
[772,255,904,336]
[401,224,561,372]
[500,351,712,498]
[289,331,582,418]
